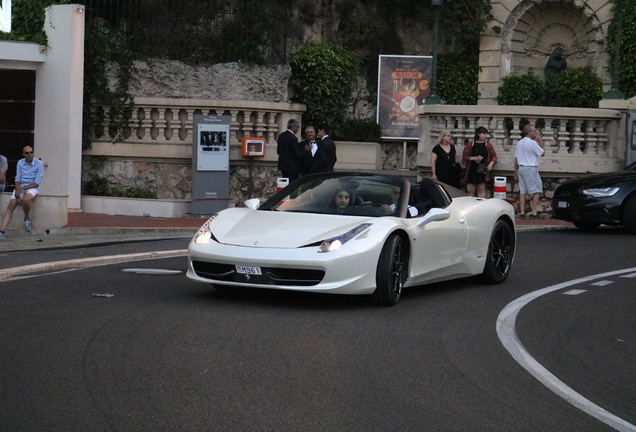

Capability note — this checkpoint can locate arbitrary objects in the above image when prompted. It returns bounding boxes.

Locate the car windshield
[259,173,406,217]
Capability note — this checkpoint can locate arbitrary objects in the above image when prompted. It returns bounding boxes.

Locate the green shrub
[83,175,110,196]
[438,54,479,105]
[0,0,60,45]
[497,71,546,106]
[111,187,157,199]
[290,42,360,130]
[548,68,602,108]
[334,119,382,142]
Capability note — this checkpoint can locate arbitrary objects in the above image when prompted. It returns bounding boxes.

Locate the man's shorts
[11,188,40,200]
[518,166,542,194]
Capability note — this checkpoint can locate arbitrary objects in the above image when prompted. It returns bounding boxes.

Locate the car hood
[561,170,636,188]
[207,208,380,248]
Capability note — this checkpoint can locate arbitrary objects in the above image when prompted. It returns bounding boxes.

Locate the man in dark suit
[298,125,317,177]
[313,124,337,173]
[276,118,304,181]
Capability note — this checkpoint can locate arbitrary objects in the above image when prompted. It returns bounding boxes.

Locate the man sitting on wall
[0,146,44,238]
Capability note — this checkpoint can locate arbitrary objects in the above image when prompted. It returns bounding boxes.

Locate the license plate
[235,265,262,275]
[558,201,568,208]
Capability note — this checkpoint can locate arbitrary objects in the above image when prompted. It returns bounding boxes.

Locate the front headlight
[318,223,372,253]
[581,187,619,198]
[194,214,218,244]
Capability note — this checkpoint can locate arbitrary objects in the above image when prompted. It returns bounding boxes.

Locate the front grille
[192,261,325,286]
[553,189,580,199]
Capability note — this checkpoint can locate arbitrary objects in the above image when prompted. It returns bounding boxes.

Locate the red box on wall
[241,137,266,157]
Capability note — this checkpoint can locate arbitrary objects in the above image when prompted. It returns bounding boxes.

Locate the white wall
[34,4,85,211]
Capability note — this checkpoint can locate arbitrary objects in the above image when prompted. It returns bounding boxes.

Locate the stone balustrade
[92,98,306,162]
[417,105,626,175]
[84,98,631,214]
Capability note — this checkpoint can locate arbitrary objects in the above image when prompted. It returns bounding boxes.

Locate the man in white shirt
[514,125,545,218]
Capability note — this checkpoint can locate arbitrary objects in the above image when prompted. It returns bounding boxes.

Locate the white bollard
[277,178,289,191]
[493,176,507,199]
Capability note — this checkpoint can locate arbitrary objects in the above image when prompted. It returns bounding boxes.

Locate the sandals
[528,213,542,219]
[517,213,526,218]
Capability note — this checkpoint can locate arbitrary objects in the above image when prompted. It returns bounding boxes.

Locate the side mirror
[416,207,450,227]
[244,198,261,210]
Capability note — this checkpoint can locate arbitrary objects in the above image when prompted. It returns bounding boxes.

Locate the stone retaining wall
[82,141,416,206]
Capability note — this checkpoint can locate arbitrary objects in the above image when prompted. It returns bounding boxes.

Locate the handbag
[476,162,488,175]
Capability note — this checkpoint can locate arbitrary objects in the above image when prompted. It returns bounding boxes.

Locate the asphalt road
[0,228,634,431]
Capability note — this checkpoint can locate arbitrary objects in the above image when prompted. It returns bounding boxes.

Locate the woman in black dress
[430,129,461,189]
[462,126,498,197]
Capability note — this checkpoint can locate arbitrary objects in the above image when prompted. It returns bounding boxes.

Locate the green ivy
[438,54,479,105]
[607,0,636,98]
[0,0,135,150]
[289,42,360,131]
[0,0,69,44]
[82,20,136,149]
[497,71,546,106]
[549,68,602,108]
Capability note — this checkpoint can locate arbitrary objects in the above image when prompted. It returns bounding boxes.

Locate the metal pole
[400,141,408,170]
[424,2,442,105]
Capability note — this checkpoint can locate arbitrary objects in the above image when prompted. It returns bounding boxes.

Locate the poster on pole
[377,55,432,140]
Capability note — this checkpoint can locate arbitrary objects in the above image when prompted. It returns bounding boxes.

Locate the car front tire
[623,195,636,234]
[372,234,407,306]
[481,219,515,284]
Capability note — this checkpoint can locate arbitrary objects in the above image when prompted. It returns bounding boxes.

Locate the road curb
[5,227,198,237]
[0,249,188,281]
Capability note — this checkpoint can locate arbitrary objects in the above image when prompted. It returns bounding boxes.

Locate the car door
[406,204,468,284]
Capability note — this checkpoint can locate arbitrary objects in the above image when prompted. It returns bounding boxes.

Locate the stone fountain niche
[479,0,612,104]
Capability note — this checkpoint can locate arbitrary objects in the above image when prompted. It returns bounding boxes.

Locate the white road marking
[620,273,636,278]
[562,289,587,295]
[122,268,183,275]
[497,267,636,432]
[591,280,614,286]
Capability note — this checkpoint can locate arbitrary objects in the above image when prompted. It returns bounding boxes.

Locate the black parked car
[552,161,636,233]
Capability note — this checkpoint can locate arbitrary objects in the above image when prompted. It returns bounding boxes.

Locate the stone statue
[544,47,567,85]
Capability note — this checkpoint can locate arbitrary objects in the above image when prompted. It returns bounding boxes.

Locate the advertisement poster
[377,55,432,140]
[197,122,229,171]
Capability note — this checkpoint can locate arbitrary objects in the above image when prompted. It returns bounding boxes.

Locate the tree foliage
[289,42,360,131]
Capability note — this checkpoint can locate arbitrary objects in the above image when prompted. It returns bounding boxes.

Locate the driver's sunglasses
[23,151,34,154]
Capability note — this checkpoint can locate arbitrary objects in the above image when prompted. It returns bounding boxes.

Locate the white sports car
[187,172,516,306]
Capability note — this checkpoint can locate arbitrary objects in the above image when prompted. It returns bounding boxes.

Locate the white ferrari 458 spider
[187,172,516,306]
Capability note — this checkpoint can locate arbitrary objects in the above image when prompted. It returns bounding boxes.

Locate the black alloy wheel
[481,219,515,284]
[372,234,407,306]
